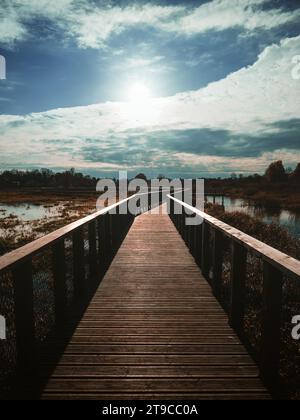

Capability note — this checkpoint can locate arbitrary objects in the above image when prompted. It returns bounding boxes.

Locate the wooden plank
[40,208,269,400]
[40,365,259,378]
[43,378,268,393]
[42,393,271,400]
[60,336,240,345]
[40,354,256,366]
[54,344,249,354]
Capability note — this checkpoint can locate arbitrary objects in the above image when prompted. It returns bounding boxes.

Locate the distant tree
[265,161,287,183]
[230,173,237,180]
[0,168,96,189]
[135,173,148,181]
[291,163,300,182]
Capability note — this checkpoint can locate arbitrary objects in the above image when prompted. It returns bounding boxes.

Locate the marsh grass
[205,203,300,399]
[0,193,97,256]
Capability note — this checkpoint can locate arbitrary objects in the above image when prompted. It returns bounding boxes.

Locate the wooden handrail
[168,193,300,396]
[168,194,300,281]
[0,193,143,380]
[0,189,167,388]
[0,194,138,273]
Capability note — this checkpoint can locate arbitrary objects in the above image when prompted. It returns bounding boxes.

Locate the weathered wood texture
[41,208,270,400]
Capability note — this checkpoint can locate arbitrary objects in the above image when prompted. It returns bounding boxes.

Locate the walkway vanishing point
[1,193,299,399]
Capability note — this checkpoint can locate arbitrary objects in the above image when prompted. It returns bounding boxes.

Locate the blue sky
[0,0,300,177]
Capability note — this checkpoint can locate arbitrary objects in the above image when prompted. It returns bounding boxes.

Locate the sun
[127,82,152,103]
[123,81,158,124]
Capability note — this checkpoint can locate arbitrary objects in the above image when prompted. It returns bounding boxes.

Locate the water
[1,198,300,239]
[0,202,64,221]
[206,195,300,239]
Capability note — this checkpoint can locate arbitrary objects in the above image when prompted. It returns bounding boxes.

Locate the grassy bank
[206,180,300,212]
[205,202,300,259]
[204,203,300,399]
[0,191,98,256]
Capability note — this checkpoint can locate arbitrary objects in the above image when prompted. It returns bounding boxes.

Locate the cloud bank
[0,0,299,49]
[0,34,299,174]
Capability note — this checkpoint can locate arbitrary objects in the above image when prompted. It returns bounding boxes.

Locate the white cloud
[63,4,184,49]
[165,0,300,35]
[0,1,184,48]
[125,56,164,69]
[164,35,300,134]
[0,12,27,47]
[0,0,299,48]
[0,35,300,172]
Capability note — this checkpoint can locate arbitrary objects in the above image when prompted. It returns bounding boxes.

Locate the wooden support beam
[260,262,283,390]
[212,230,223,299]
[72,228,86,299]
[230,241,247,335]
[201,221,210,279]
[52,239,67,325]
[12,260,36,375]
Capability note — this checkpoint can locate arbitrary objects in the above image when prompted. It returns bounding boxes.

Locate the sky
[0,0,299,178]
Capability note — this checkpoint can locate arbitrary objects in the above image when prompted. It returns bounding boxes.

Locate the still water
[1,199,300,239]
[206,196,300,239]
[0,202,64,221]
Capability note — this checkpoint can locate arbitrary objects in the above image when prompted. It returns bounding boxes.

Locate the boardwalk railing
[168,194,300,398]
[0,194,150,394]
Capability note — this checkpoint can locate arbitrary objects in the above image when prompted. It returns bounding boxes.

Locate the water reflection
[0,202,64,221]
[206,196,300,239]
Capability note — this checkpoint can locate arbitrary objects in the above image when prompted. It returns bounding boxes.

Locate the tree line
[0,161,299,189]
[0,168,97,189]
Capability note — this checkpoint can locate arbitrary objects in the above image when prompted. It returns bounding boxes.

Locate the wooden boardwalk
[40,209,270,400]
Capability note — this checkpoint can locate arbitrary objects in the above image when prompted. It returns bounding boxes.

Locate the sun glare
[127,83,152,103]
[124,82,158,124]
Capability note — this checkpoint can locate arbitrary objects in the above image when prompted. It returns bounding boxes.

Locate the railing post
[12,260,36,375]
[169,196,174,219]
[52,239,67,325]
[260,261,283,389]
[183,213,189,244]
[110,212,118,251]
[177,212,181,235]
[212,229,223,298]
[188,224,193,252]
[190,225,196,257]
[176,213,179,229]
[230,241,247,334]
[88,221,97,280]
[98,215,106,267]
[194,223,203,268]
[179,212,183,237]
[104,212,112,262]
[73,227,86,299]
[201,221,210,279]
